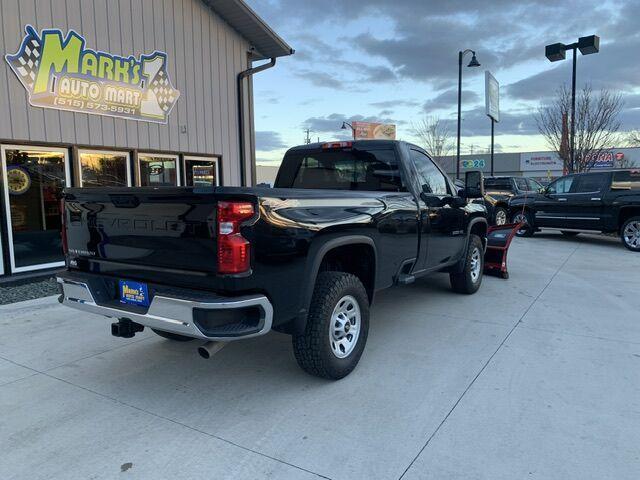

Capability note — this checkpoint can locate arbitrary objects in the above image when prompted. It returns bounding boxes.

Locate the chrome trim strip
[56,277,273,341]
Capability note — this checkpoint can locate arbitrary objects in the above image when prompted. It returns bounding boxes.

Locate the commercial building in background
[437,147,640,183]
[0,0,292,279]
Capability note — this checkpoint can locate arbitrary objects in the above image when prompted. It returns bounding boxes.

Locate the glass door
[1,145,71,273]
[137,154,180,186]
[77,149,131,187]
[184,156,220,187]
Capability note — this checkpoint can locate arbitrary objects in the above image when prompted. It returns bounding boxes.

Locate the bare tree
[412,116,453,161]
[626,130,640,147]
[536,85,623,173]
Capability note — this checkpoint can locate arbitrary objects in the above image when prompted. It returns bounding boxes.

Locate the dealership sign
[5,26,180,123]
[520,152,564,171]
[352,121,396,140]
[485,71,499,122]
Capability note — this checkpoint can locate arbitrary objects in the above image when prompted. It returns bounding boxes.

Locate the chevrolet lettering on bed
[5,25,180,123]
[57,140,489,379]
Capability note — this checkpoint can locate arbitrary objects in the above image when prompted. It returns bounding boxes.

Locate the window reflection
[185,158,218,187]
[3,148,67,269]
[79,151,129,187]
[138,155,178,186]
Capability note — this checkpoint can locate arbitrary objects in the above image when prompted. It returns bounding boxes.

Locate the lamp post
[341,121,356,140]
[545,35,600,171]
[456,49,481,180]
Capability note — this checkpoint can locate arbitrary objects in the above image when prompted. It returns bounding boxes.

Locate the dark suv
[509,169,640,251]
[483,176,544,225]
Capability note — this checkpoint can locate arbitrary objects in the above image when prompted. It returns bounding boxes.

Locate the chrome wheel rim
[513,213,528,234]
[495,209,507,226]
[623,221,640,249]
[329,295,361,359]
[470,247,482,282]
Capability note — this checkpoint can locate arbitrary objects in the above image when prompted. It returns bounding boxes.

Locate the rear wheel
[494,207,508,226]
[561,231,579,237]
[621,216,640,252]
[512,210,535,237]
[450,234,484,294]
[152,329,195,342]
[292,272,369,380]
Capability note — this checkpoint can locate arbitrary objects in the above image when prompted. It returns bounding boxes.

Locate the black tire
[512,210,535,237]
[561,231,580,237]
[152,329,195,342]
[621,216,640,252]
[493,206,508,226]
[292,272,370,380]
[449,234,484,294]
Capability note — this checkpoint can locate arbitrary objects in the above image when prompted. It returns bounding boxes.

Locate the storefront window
[138,154,179,186]
[78,150,130,187]
[1,146,70,272]
[184,157,219,187]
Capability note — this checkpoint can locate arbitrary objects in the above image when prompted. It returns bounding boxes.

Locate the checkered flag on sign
[149,69,178,113]
[5,26,42,92]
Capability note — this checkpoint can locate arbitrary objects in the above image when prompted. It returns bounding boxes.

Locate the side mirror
[464,171,484,199]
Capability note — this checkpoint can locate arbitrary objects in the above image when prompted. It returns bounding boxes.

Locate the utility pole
[304,128,311,144]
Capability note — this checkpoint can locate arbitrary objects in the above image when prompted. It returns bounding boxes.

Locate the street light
[341,121,356,140]
[456,49,481,180]
[545,35,600,169]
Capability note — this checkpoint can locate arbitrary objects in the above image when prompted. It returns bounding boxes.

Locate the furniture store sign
[5,25,180,123]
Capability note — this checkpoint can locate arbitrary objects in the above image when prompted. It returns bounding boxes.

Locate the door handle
[557,198,568,202]
[591,197,601,201]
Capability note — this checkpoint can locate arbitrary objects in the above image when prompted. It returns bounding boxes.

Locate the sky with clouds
[246,0,640,164]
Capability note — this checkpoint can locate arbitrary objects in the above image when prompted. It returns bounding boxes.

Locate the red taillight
[322,141,352,149]
[217,201,254,274]
[60,198,68,255]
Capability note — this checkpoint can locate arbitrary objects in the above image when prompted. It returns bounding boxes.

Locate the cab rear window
[275,147,406,192]
[484,178,513,191]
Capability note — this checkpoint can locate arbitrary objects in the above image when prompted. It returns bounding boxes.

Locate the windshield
[275,147,406,192]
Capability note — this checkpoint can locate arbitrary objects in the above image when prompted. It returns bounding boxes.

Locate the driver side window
[410,150,449,195]
[547,176,574,194]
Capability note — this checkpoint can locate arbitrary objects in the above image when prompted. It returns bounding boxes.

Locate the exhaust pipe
[198,341,226,359]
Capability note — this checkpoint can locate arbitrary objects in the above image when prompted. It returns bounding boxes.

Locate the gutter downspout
[238,57,277,186]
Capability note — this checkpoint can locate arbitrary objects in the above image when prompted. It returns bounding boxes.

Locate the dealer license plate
[119,280,150,307]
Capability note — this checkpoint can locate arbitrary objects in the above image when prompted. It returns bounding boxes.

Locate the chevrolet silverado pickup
[57,140,488,379]
[509,169,640,251]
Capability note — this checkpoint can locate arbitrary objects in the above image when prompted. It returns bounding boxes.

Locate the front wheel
[494,206,508,226]
[621,216,640,252]
[450,234,484,294]
[512,210,535,237]
[293,272,370,380]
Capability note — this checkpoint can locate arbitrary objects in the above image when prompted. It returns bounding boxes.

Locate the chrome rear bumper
[56,275,273,341]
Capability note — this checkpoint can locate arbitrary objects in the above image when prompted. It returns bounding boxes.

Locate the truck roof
[286,139,420,152]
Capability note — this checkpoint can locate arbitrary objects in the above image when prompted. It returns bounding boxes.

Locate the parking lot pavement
[1,232,639,480]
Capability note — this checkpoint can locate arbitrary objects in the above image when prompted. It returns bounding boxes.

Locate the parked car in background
[57,140,488,380]
[509,169,640,251]
[483,176,544,225]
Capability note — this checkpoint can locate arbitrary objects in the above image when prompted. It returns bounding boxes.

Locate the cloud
[370,100,420,108]
[302,113,399,133]
[255,131,288,151]
[423,89,480,112]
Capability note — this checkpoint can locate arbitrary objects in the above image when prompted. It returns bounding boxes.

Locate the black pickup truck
[483,176,544,225]
[57,140,488,379]
[509,169,640,251]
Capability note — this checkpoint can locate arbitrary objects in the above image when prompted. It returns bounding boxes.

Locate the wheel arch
[288,235,378,335]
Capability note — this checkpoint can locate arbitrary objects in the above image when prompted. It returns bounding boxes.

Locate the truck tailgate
[64,188,248,274]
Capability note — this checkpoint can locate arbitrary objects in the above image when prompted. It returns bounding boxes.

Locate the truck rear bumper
[56,272,273,341]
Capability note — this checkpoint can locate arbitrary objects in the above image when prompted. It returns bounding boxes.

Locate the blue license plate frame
[119,280,150,307]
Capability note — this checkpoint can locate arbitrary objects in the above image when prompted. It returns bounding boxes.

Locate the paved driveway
[1,233,639,480]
